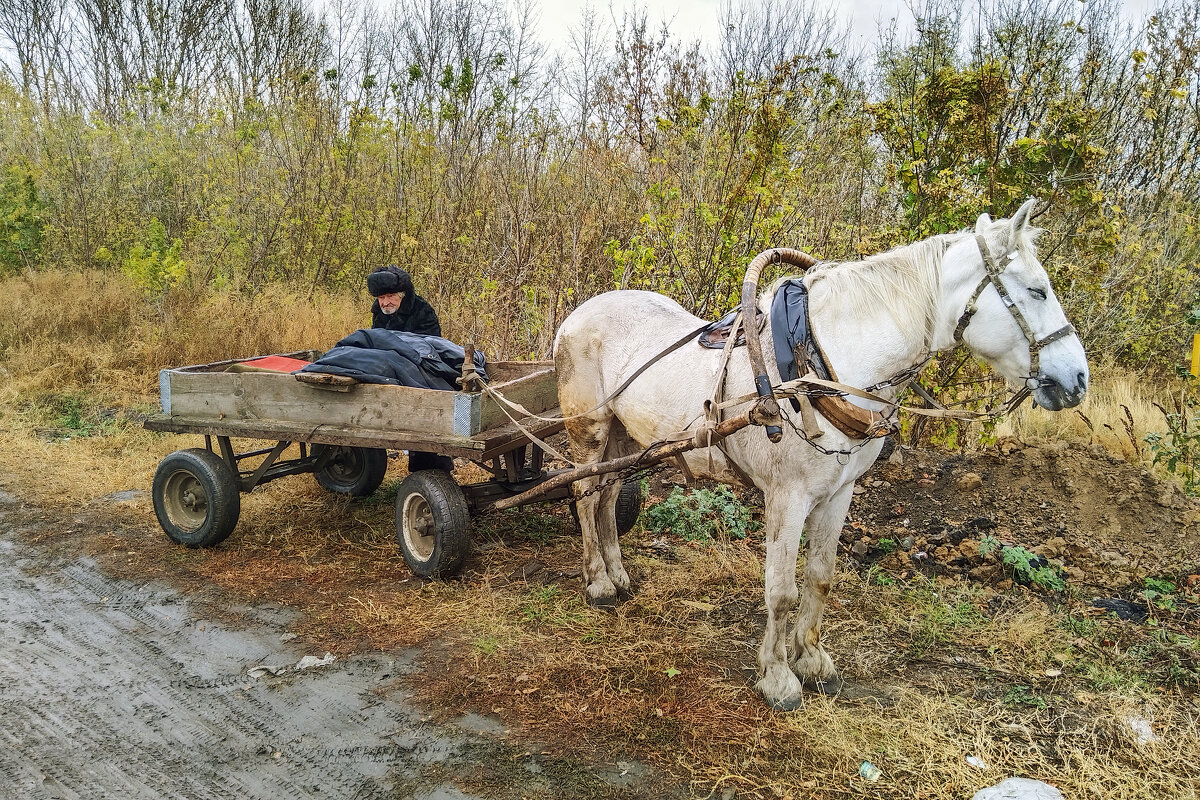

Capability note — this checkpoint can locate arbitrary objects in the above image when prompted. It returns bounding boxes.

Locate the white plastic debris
[1126,716,1157,746]
[972,778,1064,800]
[248,664,288,678]
[966,756,989,770]
[295,652,336,670]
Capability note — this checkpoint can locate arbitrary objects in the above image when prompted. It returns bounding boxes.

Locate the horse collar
[953,234,1076,382]
[770,279,893,440]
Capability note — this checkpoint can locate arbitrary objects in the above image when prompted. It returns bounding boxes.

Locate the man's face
[377,291,405,314]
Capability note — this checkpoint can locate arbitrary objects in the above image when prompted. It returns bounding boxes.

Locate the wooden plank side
[144,415,487,457]
[160,354,557,442]
[165,371,460,436]
[478,367,559,431]
[483,360,553,384]
[144,411,565,460]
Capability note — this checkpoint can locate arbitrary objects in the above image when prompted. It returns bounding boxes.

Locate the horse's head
[950,199,1088,411]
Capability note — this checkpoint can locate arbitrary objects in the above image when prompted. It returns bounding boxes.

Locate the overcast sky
[529,0,1158,53]
[531,0,921,51]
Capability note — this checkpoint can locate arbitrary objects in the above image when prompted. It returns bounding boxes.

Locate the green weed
[866,564,897,586]
[981,536,1065,591]
[1057,613,1099,638]
[1142,577,1179,611]
[903,581,986,656]
[1002,685,1049,709]
[520,585,585,628]
[30,393,122,437]
[472,635,506,658]
[1145,369,1200,495]
[642,485,759,542]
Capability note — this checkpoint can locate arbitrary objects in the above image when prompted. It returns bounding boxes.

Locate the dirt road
[0,488,660,799]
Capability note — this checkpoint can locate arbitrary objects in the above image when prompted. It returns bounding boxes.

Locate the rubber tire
[615,477,644,535]
[152,448,241,548]
[395,470,471,578]
[314,446,388,497]
[568,477,643,535]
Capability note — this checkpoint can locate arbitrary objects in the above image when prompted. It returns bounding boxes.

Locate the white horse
[553,200,1088,710]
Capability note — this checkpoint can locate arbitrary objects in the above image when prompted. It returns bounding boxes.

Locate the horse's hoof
[802,675,843,696]
[585,592,618,609]
[766,695,804,712]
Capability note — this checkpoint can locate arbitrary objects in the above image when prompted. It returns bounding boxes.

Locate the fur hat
[366,266,415,297]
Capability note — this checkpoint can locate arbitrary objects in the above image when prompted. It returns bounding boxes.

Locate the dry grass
[3,271,1200,799]
[993,367,1169,463]
[0,270,362,403]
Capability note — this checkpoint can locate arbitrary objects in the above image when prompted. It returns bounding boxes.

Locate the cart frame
[144,350,646,577]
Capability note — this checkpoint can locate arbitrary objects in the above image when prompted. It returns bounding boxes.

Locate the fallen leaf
[681,600,717,612]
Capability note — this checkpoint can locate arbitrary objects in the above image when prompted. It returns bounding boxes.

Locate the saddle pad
[698,308,765,349]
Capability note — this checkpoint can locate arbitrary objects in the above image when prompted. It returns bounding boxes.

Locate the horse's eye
[1029,287,1047,300]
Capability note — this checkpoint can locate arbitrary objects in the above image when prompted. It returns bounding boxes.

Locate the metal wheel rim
[162,469,208,532]
[401,492,436,561]
[326,448,362,482]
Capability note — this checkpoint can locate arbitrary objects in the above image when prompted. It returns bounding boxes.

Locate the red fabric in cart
[240,355,312,372]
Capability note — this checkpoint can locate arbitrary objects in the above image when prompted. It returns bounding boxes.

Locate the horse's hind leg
[592,422,636,596]
[565,413,628,605]
[788,482,853,693]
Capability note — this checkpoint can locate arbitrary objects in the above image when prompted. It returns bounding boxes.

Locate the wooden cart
[143,350,643,578]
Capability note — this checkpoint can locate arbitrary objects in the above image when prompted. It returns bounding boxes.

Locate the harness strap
[480,319,714,429]
[709,373,1016,424]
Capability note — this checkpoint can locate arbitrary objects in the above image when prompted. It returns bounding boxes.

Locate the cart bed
[145,350,562,457]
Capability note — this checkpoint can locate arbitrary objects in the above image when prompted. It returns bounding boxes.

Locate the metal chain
[863,355,932,393]
[569,456,673,503]
[777,404,897,462]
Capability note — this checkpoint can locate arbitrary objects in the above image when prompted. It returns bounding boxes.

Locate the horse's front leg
[755,489,811,711]
[788,482,854,693]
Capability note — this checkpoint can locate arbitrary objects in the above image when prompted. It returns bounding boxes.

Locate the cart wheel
[395,470,471,578]
[152,448,241,548]
[615,477,644,535]
[314,446,388,497]
[568,477,644,535]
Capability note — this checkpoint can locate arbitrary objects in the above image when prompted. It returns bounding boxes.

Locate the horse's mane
[762,234,950,348]
[769,226,1037,348]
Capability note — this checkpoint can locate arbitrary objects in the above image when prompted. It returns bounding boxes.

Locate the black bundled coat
[299,329,487,389]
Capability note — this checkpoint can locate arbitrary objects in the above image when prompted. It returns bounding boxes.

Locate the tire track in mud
[0,500,482,800]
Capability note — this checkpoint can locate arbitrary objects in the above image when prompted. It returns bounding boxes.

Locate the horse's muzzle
[1032,372,1087,411]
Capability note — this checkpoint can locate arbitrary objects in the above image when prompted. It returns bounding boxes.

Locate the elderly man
[363,265,453,473]
[366,265,441,336]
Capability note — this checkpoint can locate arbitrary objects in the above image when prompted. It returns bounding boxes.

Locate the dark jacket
[371,293,441,337]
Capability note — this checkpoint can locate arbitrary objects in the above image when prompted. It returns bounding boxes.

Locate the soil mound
[846,439,1200,598]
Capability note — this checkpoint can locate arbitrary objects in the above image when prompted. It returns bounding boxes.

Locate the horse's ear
[1009,198,1038,236]
[974,212,993,235]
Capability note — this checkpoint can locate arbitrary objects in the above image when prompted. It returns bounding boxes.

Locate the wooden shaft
[460,342,476,390]
[482,409,761,513]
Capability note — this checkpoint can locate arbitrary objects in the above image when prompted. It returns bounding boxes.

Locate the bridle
[951,234,1077,389]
